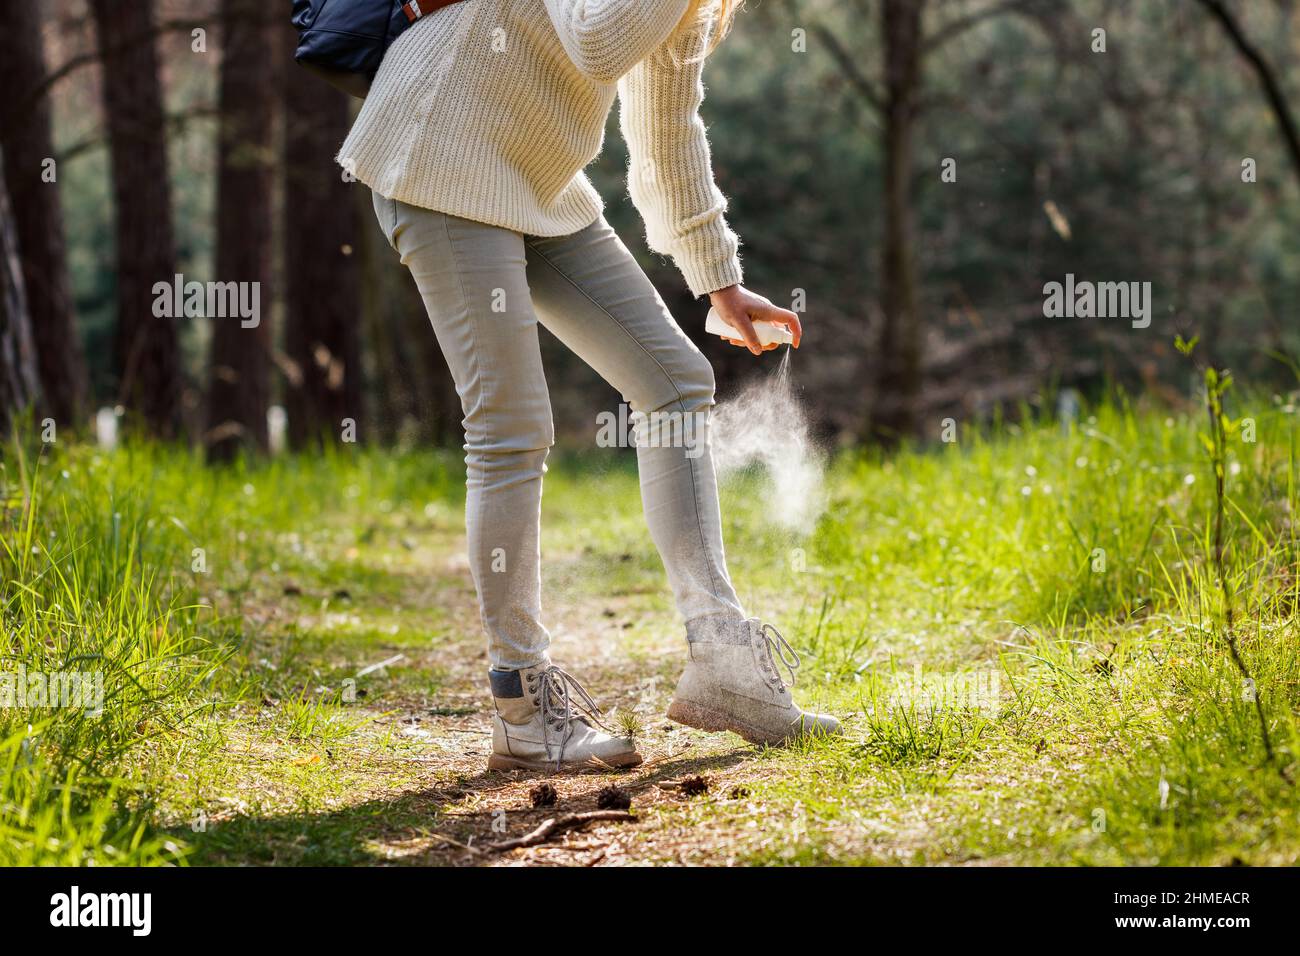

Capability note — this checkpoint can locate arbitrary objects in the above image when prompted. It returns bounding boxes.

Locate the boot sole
[486,751,644,773]
[667,699,794,746]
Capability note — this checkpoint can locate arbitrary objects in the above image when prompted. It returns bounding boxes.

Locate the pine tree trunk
[206,0,275,461]
[872,0,924,446]
[282,39,362,450]
[0,1,88,428]
[0,148,41,435]
[89,0,182,439]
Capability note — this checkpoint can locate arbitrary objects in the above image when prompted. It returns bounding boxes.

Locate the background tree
[0,149,41,436]
[89,0,183,438]
[282,32,362,450]
[0,0,88,428]
[206,0,274,461]
[873,0,925,443]
[814,0,1051,442]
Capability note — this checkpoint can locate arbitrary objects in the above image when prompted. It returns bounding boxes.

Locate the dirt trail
[234,525,790,866]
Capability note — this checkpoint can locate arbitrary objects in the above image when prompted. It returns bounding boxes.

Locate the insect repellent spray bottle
[705,307,794,347]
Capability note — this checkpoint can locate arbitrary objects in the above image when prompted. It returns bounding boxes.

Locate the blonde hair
[674,0,741,56]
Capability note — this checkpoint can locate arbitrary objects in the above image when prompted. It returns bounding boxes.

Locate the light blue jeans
[373,193,747,670]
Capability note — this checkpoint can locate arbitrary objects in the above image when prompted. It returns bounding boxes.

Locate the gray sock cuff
[686,615,755,646]
[488,669,524,699]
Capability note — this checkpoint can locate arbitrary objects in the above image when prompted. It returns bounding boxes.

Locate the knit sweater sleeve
[541,0,690,83]
[617,15,744,298]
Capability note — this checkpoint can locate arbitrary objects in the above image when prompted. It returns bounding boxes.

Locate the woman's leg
[523,215,748,643]
[523,216,840,745]
[375,193,553,671]
[375,193,642,769]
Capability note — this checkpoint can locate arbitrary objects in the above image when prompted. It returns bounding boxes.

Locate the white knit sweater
[337,0,744,297]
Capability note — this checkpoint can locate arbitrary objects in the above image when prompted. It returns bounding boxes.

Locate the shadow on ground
[176,747,753,866]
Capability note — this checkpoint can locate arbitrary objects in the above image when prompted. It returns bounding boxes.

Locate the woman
[340,0,840,771]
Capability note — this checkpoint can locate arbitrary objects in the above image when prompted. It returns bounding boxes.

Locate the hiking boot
[488,658,642,772]
[667,619,841,746]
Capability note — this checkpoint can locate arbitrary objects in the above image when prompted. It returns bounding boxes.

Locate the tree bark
[872,0,925,445]
[282,35,362,450]
[0,0,88,428]
[0,148,41,436]
[206,0,275,461]
[89,0,182,439]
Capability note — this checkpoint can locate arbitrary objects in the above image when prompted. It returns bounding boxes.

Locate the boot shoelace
[756,622,801,692]
[525,664,612,769]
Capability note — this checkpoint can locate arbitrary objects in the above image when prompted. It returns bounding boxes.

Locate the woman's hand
[707,285,802,355]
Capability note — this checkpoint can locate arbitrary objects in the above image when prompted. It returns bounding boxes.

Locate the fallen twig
[428,832,481,855]
[483,810,635,853]
[357,654,406,677]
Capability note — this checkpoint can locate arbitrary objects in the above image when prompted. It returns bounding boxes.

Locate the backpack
[291,0,464,99]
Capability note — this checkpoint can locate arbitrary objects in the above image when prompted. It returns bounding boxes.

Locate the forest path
[175,510,836,866]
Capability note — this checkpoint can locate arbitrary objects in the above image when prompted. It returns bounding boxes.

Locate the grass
[0,384,1297,865]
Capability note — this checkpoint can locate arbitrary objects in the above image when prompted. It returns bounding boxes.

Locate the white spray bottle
[705,307,794,348]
